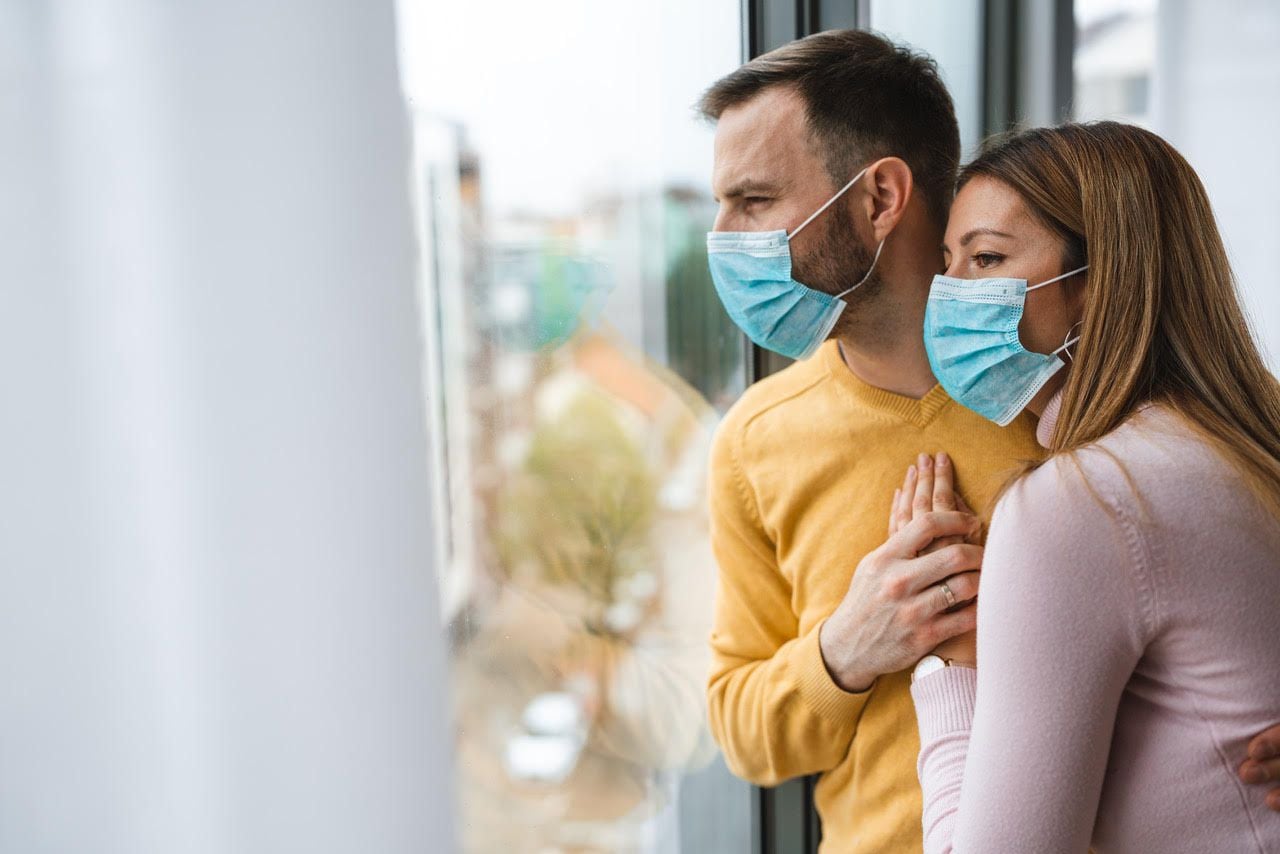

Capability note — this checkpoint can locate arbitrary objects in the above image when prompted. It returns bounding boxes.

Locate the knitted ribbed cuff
[793,620,875,724]
[910,665,978,742]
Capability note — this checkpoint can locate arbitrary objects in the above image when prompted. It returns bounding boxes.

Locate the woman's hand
[888,452,979,665]
[888,452,979,545]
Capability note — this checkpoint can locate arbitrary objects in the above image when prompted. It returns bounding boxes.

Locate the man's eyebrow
[719,178,782,199]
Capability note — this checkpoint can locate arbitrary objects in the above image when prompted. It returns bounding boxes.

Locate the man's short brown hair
[698,29,960,228]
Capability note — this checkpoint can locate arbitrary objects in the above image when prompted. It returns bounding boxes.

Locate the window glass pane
[1074,0,1280,367]
[870,0,985,157]
[396,2,751,851]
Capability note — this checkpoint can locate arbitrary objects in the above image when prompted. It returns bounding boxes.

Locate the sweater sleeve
[705,421,872,786]
[911,454,1155,853]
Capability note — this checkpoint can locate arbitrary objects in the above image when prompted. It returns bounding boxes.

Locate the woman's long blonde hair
[960,121,1280,519]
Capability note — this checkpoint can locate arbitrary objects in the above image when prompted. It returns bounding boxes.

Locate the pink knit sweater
[911,393,1280,852]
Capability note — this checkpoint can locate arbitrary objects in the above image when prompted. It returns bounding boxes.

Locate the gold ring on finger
[938,581,957,610]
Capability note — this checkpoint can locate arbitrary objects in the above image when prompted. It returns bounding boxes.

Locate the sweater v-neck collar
[823,341,952,428]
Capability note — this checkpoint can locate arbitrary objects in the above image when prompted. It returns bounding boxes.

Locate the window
[397,2,751,850]
[1074,0,1280,367]
[870,0,985,157]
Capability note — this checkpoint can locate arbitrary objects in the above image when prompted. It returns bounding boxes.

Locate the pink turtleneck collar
[1035,388,1066,449]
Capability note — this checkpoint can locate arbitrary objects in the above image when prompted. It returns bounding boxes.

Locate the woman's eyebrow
[958,227,1014,247]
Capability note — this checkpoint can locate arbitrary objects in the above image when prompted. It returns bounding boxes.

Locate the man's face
[711,86,832,235]
[710,86,879,303]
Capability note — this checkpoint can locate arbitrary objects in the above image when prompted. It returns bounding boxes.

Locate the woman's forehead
[947,178,1049,245]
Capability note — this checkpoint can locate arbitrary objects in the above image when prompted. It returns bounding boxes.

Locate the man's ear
[857,157,914,242]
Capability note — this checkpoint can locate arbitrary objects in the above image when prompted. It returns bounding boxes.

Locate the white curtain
[0,2,451,851]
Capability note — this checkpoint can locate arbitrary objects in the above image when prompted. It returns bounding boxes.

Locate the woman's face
[941,176,1087,415]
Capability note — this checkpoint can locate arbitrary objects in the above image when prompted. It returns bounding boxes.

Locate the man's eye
[743,197,770,206]
[974,252,1004,268]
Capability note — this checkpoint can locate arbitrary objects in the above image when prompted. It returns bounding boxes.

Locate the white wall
[0,2,452,851]
[1155,0,1280,367]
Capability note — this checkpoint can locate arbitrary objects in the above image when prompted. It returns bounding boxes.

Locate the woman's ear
[1067,267,1090,318]
[859,157,914,242]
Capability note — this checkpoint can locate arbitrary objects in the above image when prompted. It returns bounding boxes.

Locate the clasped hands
[818,452,979,694]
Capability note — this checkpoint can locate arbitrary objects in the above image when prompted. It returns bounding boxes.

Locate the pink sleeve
[910,455,1155,853]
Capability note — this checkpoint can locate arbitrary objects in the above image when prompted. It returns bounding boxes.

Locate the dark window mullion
[798,0,817,34]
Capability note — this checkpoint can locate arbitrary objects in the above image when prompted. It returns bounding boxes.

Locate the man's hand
[1240,725,1280,811]
[819,506,982,693]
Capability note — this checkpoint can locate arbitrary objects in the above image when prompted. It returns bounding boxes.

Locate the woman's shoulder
[983,412,1167,645]
[997,403,1230,528]
[1081,403,1226,487]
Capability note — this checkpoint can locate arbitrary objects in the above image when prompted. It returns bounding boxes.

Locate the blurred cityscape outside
[409,109,743,853]
[398,1,746,849]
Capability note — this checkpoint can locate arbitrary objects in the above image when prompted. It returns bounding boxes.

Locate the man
[699,29,1280,851]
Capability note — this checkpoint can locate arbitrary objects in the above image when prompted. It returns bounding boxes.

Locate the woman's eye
[973,252,1004,269]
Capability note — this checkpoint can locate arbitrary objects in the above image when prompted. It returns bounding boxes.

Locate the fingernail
[920,454,932,470]
[907,465,916,478]
[1243,763,1268,784]
[937,452,949,468]
[1252,740,1276,761]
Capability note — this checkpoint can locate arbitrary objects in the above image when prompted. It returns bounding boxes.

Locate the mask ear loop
[1052,320,1084,363]
[787,166,870,240]
[835,236,886,299]
[1034,265,1088,361]
[785,164,885,300]
[1026,264,1089,292]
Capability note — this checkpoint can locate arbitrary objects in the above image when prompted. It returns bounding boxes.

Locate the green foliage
[496,387,659,616]
[663,199,741,408]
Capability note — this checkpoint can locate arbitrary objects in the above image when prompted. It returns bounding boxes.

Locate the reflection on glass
[397,1,745,850]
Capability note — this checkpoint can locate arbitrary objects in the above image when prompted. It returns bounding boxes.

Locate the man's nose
[711,206,731,233]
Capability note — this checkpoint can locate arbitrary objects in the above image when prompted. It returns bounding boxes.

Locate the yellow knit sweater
[706,341,1044,852]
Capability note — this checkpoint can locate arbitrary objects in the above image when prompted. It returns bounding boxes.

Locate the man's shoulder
[714,352,832,452]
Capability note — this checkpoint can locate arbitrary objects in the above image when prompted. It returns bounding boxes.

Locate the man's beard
[789,201,882,339]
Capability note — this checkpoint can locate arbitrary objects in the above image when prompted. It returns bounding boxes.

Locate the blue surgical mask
[706,166,886,361]
[924,265,1088,426]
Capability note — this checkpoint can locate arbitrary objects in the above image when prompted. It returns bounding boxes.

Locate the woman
[892,121,1280,852]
